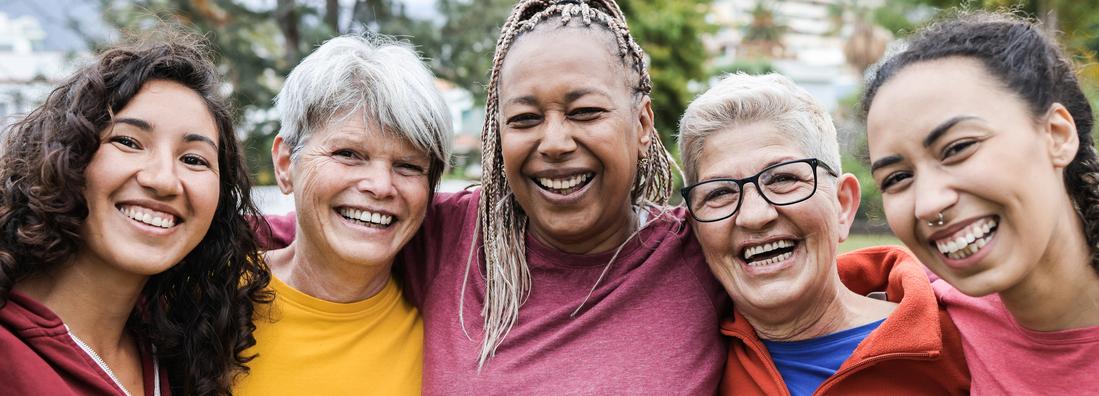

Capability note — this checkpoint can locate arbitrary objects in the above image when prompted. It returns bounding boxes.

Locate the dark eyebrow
[870,155,902,174]
[923,115,980,148]
[565,88,604,103]
[505,96,537,107]
[113,118,152,131]
[114,117,217,150]
[185,133,219,150]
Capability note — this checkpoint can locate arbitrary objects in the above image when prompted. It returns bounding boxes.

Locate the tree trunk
[276,0,301,65]
[326,0,340,34]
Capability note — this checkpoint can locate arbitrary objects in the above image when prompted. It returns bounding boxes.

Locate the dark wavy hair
[0,30,272,395]
[862,11,1098,272]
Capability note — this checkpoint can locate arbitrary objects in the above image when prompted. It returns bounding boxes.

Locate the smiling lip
[115,200,183,233]
[737,236,800,275]
[334,206,398,231]
[527,168,597,205]
[927,215,999,271]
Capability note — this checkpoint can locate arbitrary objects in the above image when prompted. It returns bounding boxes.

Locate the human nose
[537,115,577,160]
[734,182,778,230]
[135,151,183,197]
[356,161,397,199]
[912,169,958,226]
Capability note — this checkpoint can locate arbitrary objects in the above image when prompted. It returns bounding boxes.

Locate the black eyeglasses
[680,158,837,223]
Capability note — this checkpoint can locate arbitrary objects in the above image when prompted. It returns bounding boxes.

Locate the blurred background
[1,0,1097,250]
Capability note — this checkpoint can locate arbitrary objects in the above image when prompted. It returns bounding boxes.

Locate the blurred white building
[706,0,884,112]
[0,13,78,129]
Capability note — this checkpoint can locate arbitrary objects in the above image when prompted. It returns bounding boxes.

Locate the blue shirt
[760,319,885,396]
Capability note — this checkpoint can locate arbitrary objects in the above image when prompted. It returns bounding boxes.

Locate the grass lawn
[840,233,903,253]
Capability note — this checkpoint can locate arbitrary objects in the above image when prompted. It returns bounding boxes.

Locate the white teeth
[538,173,593,192]
[119,205,176,229]
[743,239,796,261]
[339,208,394,227]
[935,217,998,259]
[748,251,793,267]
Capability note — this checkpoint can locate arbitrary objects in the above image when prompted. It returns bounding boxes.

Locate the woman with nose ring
[864,12,1099,393]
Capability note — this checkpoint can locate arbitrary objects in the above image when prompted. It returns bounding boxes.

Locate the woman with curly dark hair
[864,12,1099,393]
[0,31,270,395]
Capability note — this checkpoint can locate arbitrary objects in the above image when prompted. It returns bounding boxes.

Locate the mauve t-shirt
[399,189,728,394]
[931,278,1099,395]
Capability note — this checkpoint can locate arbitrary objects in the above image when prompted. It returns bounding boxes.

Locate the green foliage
[620,0,715,148]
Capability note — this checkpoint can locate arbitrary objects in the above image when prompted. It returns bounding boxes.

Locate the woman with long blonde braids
[264,0,727,392]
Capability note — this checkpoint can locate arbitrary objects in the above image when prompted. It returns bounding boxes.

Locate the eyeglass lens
[688,161,818,221]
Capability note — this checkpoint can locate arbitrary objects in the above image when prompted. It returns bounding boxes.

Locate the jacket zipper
[67,326,161,396]
[814,351,936,395]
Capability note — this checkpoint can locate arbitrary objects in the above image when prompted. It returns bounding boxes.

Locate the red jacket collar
[720,246,944,364]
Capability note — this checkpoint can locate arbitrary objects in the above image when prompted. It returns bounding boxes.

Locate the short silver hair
[275,34,452,185]
[678,73,841,185]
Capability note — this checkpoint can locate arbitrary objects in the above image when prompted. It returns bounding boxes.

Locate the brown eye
[110,135,142,149]
[879,171,912,192]
[941,140,977,160]
[506,113,541,128]
[569,107,604,121]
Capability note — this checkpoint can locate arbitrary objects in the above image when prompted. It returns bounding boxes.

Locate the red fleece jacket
[0,290,168,395]
[719,246,970,395]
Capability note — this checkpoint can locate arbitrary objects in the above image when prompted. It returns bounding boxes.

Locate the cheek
[189,173,222,223]
[881,194,916,240]
[695,222,733,259]
[399,180,431,218]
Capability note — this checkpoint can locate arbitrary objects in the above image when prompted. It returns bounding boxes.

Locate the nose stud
[927,212,945,227]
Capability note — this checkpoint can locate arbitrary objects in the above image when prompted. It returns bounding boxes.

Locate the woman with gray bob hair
[237,34,451,394]
[677,73,968,394]
[275,34,452,190]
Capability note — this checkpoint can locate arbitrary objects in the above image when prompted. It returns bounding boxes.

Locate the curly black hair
[863,11,1097,273]
[0,29,272,395]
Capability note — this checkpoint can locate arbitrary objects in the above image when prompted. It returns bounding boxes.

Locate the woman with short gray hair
[235,34,451,395]
[678,72,969,395]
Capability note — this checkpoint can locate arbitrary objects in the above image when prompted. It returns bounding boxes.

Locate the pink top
[400,190,729,394]
[931,279,1099,394]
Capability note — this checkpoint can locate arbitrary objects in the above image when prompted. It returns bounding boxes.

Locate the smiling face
[691,123,859,314]
[866,57,1081,296]
[273,109,431,269]
[78,79,221,276]
[497,27,652,253]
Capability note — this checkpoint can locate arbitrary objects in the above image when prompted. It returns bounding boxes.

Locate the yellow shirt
[234,274,423,395]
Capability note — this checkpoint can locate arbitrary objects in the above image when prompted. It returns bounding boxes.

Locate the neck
[14,252,147,353]
[267,236,392,303]
[744,271,892,341]
[531,205,640,255]
[1000,208,1099,331]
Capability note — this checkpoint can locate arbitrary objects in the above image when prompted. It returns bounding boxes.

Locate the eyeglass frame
[680,158,838,223]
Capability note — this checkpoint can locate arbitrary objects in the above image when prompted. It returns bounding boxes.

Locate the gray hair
[678,73,841,185]
[275,34,453,187]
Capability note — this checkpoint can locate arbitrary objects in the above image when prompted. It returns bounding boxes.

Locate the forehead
[115,80,219,139]
[312,110,427,157]
[498,26,630,98]
[697,122,806,179]
[866,57,1023,150]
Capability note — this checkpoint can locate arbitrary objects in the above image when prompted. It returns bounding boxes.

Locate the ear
[636,95,655,157]
[835,173,862,243]
[1045,103,1079,169]
[272,135,295,194]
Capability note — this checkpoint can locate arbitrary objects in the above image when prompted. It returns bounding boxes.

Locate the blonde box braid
[464,0,678,369]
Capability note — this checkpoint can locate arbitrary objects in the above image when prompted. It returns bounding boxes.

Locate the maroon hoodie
[0,290,169,395]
